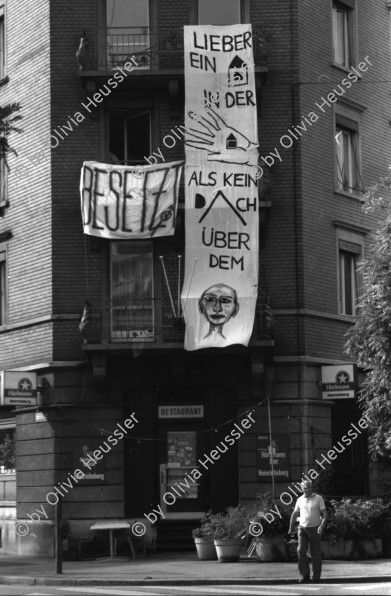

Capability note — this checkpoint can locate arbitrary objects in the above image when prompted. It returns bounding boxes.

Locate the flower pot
[322,538,382,559]
[194,537,217,560]
[255,535,288,562]
[214,539,242,563]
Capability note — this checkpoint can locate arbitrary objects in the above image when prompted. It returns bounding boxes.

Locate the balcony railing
[81,295,273,346]
[82,25,268,72]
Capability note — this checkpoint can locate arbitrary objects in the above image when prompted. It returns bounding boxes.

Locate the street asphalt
[0,552,389,587]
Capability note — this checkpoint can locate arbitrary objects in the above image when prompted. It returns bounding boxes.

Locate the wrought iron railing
[81,25,268,71]
[81,295,273,345]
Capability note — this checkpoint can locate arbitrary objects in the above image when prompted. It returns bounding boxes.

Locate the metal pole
[55,496,62,574]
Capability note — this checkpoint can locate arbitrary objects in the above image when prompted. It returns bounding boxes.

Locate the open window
[332,0,357,69]
[335,108,363,195]
[108,110,151,166]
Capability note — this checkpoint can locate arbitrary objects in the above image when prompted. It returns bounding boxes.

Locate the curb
[0,575,390,587]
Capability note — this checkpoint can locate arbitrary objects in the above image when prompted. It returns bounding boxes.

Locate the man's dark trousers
[297,525,322,580]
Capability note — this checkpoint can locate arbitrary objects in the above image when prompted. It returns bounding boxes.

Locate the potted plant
[323,497,390,559]
[192,513,217,560]
[252,492,292,562]
[213,506,248,563]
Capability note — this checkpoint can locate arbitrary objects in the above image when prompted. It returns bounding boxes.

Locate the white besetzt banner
[80,160,183,239]
[181,25,259,351]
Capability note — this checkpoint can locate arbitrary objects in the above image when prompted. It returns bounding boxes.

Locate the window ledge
[337,313,357,321]
[334,189,363,201]
[331,62,361,78]
[0,75,9,88]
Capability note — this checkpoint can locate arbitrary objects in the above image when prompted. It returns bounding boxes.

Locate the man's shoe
[312,579,321,583]
[299,576,310,584]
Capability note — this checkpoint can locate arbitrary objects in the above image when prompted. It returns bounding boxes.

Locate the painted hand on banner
[185,107,258,166]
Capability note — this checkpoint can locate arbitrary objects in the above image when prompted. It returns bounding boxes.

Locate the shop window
[332,0,356,69]
[108,110,151,166]
[197,0,241,25]
[0,250,6,326]
[106,0,150,68]
[338,239,361,316]
[110,241,154,340]
[335,114,362,194]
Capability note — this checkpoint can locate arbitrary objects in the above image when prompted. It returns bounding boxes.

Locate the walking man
[288,479,328,584]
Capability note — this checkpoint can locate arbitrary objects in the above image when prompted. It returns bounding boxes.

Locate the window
[0,158,7,207]
[110,241,154,340]
[0,251,6,326]
[108,110,151,166]
[335,111,363,194]
[0,6,5,80]
[106,0,150,69]
[338,237,362,316]
[198,0,241,25]
[0,422,15,473]
[332,0,356,68]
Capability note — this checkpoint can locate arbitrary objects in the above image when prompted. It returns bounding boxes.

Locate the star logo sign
[18,378,32,392]
[336,371,350,384]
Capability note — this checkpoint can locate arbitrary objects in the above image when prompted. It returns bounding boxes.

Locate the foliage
[0,103,23,167]
[252,492,292,537]
[0,435,15,469]
[210,506,249,540]
[346,212,391,457]
[192,512,218,539]
[324,498,391,544]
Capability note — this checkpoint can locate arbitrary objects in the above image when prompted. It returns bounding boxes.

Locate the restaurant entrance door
[158,422,208,518]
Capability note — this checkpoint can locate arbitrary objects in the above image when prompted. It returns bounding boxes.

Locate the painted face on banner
[199,284,239,328]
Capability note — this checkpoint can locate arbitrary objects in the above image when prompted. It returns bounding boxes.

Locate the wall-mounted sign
[158,405,204,418]
[257,435,290,481]
[321,364,356,400]
[73,440,106,484]
[0,371,37,406]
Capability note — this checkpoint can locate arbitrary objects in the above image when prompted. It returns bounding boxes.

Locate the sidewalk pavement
[0,552,390,587]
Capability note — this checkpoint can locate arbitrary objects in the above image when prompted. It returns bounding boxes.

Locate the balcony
[80,25,269,74]
[81,295,273,351]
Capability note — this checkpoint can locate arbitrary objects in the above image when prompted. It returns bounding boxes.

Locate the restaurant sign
[158,405,204,418]
[0,371,37,406]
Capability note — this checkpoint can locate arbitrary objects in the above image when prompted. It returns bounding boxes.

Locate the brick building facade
[0,0,389,555]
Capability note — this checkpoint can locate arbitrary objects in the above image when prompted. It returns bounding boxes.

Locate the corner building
[0,0,389,554]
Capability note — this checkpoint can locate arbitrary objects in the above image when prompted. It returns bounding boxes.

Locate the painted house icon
[226,133,237,149]
[228,55,249,87]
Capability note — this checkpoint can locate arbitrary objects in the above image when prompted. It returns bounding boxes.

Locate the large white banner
[80,160,183,239]
[181,25,259,351]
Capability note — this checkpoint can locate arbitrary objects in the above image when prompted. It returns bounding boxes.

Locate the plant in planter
[212,506,248,563]
[323,497,391,559]
[251,492,292,562]
[192,513,218,560]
